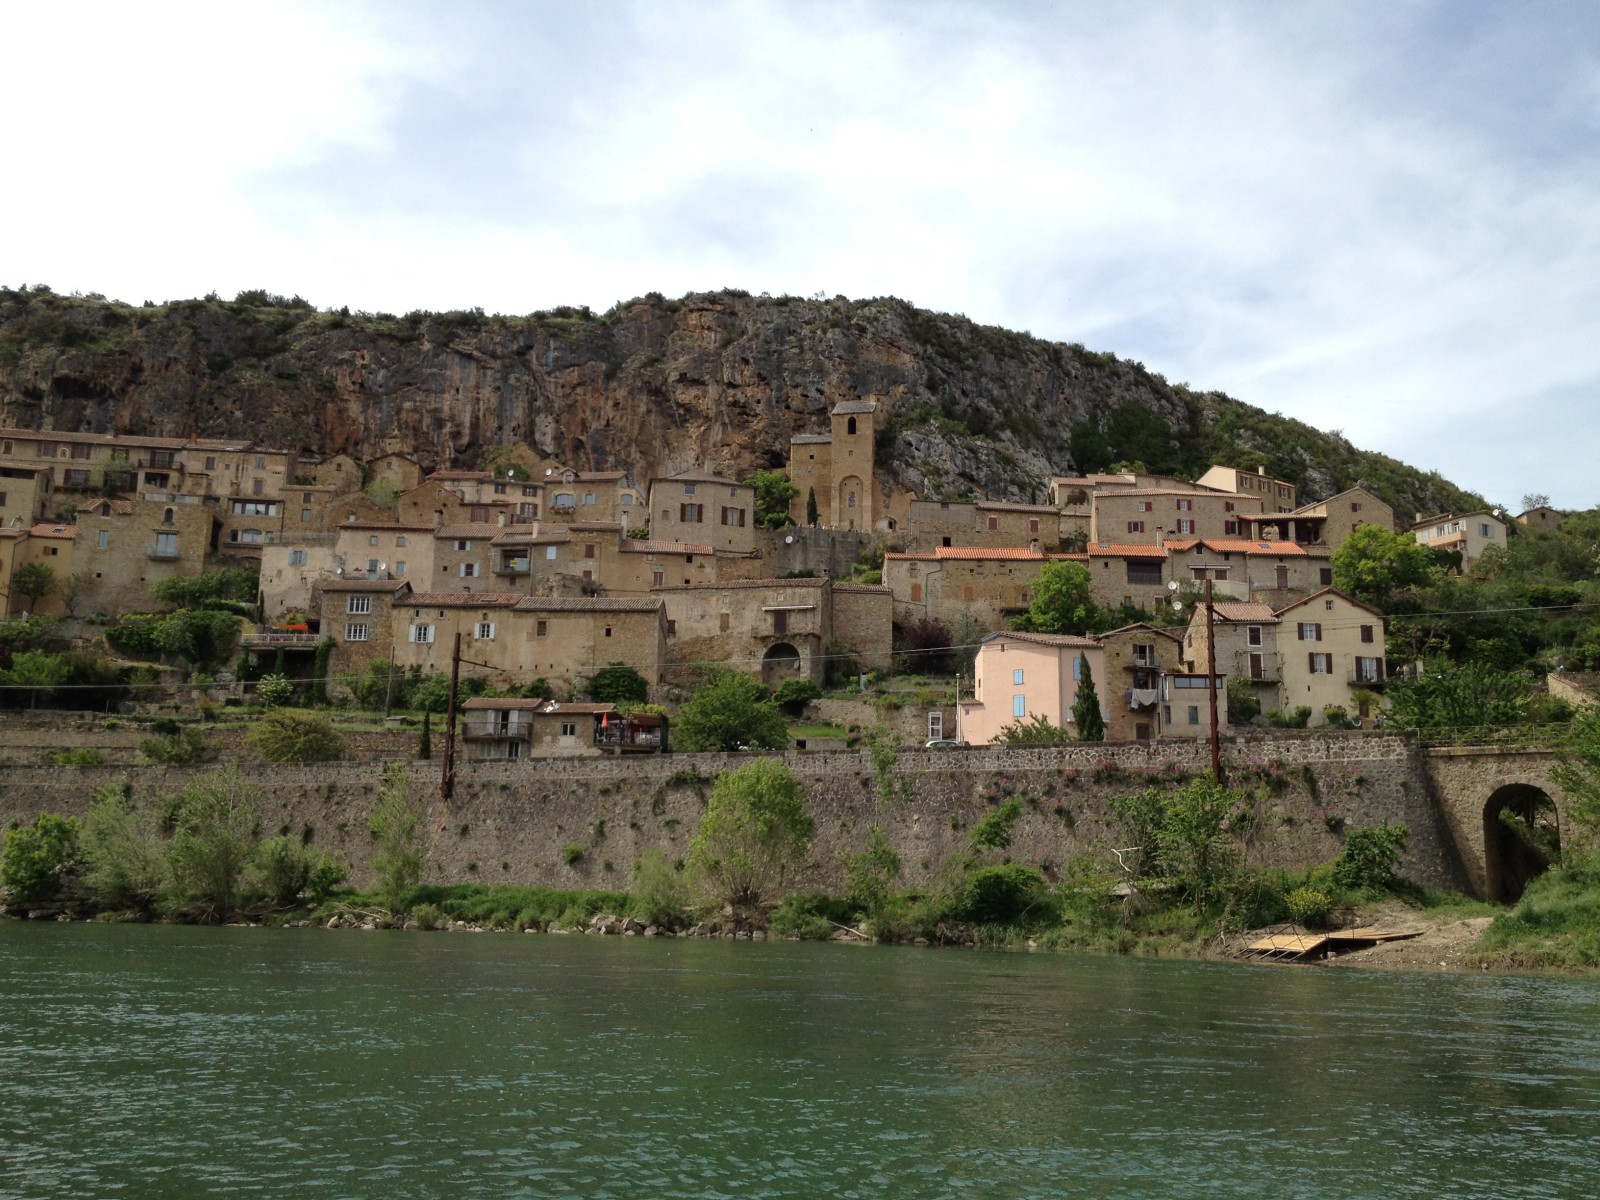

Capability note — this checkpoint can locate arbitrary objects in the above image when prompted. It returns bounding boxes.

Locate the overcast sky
[6,1,1597,509]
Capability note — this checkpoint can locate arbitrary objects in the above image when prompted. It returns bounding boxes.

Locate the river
[2,923,1597,1199]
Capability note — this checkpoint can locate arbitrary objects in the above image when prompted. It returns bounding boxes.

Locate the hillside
[0,285,1483,518]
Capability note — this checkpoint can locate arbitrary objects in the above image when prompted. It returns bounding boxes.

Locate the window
[987,516,999,532]
[1297,622,1322,641]
[345,622,369,641]
[621,493,633,505]
[684,483,697,495]
[1247,625,1262,647]
[370,535,379,546]
[36,441,56,457]
[410,624,435,644]
[252,479,264,496]
[301,508,312,523]
[561,721,577,738]
[1176,498,1193,511]
[395,536,406,547]
[1127,562,1162,585]
[652,569,665,586]
[910,583,922,602]
[1223,520,1238,535]
[231,500,278,516]
[1308,652,1332,674]
[1249,652,1267,680]
[505,741,521,760]
[1188,706,1200,725]
[1013,668,1025,685]
[546,546,558,560]
[1354,656,1383,682]
[928,712,943,740]
[680,503,704,523]
[584,544,596,559]
[1224,501,1235,512]
[1479,523,1495,538]
[553,492,575,509]
[1013,694,1026,718]
[847,416,858,435]
[1138,501,1153,513]
[151,532,178,557]
[1176,519,1195,535]
[582,492,596,506]
[1360,624,1374,644]
[255,456,265,470]
[347,595,372,615]
[523,485,538,497]
[470,507,488,523]
[493,483,507,495]
[289,549,307,566]
[963,585,975,602]
[536,620,548,637]
[604,626,613,638]
[1351,502,1363,513]
[454,539,474,551]
[1072,657,1083,681]
[773,610,788,635]
[1319,567,1334,585]
[96,529,109,549]
[394,562,406,577]
[1126,520,1145,534]
[460,563,479,578]
[475,621,495,640]
[64,468,90,487]
[720,506,746,527]
[303,492,313,503]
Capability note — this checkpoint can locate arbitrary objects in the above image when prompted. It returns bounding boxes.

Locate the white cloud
[3,0,1596,506]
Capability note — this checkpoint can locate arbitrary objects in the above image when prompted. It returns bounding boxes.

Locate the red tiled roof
[320,578,413,594]
[1163,538,1308,556]
[1273,587,1387,620]
[28,523,77,540]
[1211,602,1280,623]
[933,546,1045,560]
[623,539,713,555]
[1087,543,1169,559]
[434,523,517,539]
[974,500,1059,514]
[984,631,1100,649]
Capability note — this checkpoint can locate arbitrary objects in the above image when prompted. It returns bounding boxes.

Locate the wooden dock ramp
[1247,926,1423,960]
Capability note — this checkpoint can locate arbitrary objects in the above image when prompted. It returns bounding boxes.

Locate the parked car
[925,738,967,748]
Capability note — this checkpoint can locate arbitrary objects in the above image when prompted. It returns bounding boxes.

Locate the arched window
[163,507,174,525]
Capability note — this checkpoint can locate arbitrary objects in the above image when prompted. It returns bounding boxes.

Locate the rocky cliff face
[0,286,1482,517]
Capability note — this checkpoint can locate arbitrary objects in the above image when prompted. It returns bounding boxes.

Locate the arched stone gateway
[762,642,802,687]
[1483,783,1560,903]
[1423,747,1570,900]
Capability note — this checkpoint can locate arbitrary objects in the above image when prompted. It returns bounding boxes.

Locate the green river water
[2,923,1598,1199]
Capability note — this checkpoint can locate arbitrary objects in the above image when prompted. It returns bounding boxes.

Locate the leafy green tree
[744,469,798,529]
[629,848,690,928]
[0,813,80,906]
[1331,524,1435,608]
[151,568,258,608]
[253,836,346,908]
[79,786,167,911]
[363,477,402,511]
[806,487,819,526]
[409,673,451,713]
[585,664,649,704]
[1554,709,1600,855]
[673,671,788,752]
[1226,675,1261,724]
[369,764,426,913]
[8,562,59,612]
[0,650,70,708]
[1072,654,1105,741]
[844,825,901,919]
[1331,823,1410,890]
[1110,778,1251,909]
[773,678,821,714]
[255,673,294,707]
[687,758,814,909]
[247,709,346,762]
[1382,659,1529,731]
[1016,561,1098,635]
[166,768,260,921]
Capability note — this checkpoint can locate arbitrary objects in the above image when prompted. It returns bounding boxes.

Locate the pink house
[959,632,1108,745]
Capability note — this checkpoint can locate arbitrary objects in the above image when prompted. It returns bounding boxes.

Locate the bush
[369,765,425,913]
[586,664,649,705]
[79,788,167,911]
[1226,676,1261,724]
[47,747,104,766]
[563,844,585,865]
[254,836,346,908]
[1286,886,1332,929]
[248,710,345,762]
[410,902,447,930]
[1267,706,1313,729]
[773,678,822,715]
[629,849,689,927]
[687,758,813,909]
[1321,705,1355,729]
[165,769,260,921]
[953,864,1050,924]
[1332,822,1410,891]
[769,894,855,939]
[137,729,209,765]
[255,673,295,707]
[674,671,788,752]
[1,813,80,906]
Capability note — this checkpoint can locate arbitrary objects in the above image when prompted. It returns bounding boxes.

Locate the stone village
[0,404,1521,756]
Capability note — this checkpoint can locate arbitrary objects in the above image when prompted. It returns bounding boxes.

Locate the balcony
[494,557,531,575]
[1349,663,1387,688]
[146,544,181,560]
[462,714,534,740]
[242,631,321,649]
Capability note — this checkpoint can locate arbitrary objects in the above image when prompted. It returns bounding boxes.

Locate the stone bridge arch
[1423,747,1569,900]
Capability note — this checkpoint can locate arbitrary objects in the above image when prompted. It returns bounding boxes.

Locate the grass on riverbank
[1477,864,1600,970]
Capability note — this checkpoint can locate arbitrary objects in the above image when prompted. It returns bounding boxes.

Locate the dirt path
[1235,900,1498,973]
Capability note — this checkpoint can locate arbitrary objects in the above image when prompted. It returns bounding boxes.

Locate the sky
[5,1,1598,509]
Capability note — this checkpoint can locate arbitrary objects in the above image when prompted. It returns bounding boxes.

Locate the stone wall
[0,731,1467,895]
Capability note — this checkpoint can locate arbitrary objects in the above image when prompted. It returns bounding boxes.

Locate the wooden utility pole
[1204,577,1224,783]
[441,632,462,802]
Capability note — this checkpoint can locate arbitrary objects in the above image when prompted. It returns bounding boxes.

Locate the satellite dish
[784,534,795,544]
[1167,580,1180,591]
[1171,601,1184,613]
[335,566,344,575]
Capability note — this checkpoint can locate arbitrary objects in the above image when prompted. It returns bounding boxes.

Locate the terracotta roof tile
[28,523,77,540]
[434,523,516,539]
[983,631,1100,649]
[402,592,523,608]
[623,539,714,555]
[1087,543,1170,559]
[512,596,665,612]
[933,546,1045,560]
[1163,538,1309,556]
[1211,602,1280,623]
[652,577,828,591]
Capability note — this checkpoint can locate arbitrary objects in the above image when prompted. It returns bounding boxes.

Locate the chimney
[1257,465,1266,476]
[497,511,507,527]
[1156,528,1165,548]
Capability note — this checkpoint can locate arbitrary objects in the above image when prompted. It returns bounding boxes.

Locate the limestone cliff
[0,286,1482,517]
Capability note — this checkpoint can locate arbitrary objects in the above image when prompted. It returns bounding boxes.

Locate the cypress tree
[806,487,819,527]
[1072,655,1105,742]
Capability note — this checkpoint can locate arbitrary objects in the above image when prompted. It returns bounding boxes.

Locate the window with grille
[345,622,369,641]
[476,622,495,639]
[347,595,372,614]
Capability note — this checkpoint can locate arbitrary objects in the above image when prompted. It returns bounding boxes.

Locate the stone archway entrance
[1483,783,1561,903]
[762,642,803,688]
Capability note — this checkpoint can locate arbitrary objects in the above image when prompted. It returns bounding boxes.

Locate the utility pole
[1204,577,1224,783]
[441,632,462,802]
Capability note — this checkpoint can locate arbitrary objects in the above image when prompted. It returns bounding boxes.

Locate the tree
[805,487,819,527]
[585,664,649,704]
[165,768,260,921]
[844,825,901,919]
[629,848,690,928]
[1071,655,1106,741]
[247,709,346,762]
[0,650,70,708]
[673,671,788,752]
[369,764,426,913]
[1553,709,1600,854]
[79,787,167,911]
[418,710,433,760]
[1,813,79,907]
[1017,561,1098,635]
[687,758,814,909]
[1521,493,1552,512]
[745,469,798,529]
[898,616,952,674]
[8,563,58,612]
[255,673,294,707]
[1382,658,1529,731]
[950,607,984,675]
[253,836,346,908]
[1331,524,1435,608]
[772,677,821,715]
[996,713,1075,744]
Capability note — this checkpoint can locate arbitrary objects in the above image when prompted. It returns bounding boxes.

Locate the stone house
[882,546,1052,632]
[308,453,364,493]
[1084,543,1171,613]
[541,469,641,527]
[1196,464,1298,512]
[317,578,413,679]
[397,480,510,527]
[1158,670,1230,740]
[332,522,435,584]
[1517,506,1564,533]
[1095,623,1185,743]
[73,495,211,617]
[1412,510,1508,568]
[0,464,55,528]
[904,499,1071,551]
[1180,600,1283,719]
[1163,537,1332,608]
[505,597,669,687]
[370,452,424,494]
[387,592,526,679]
[958,632,1108,746]
[461,699,664,759]
[1249,486,1396,549]
[430,523,509,591]
[1090,488,1264,546]
[648,471,758,553]
[1273,588,1388,725]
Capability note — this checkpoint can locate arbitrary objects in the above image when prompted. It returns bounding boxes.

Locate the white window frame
[410,624,435,644]
[475,621,496,640]
[344,622,370,642]
[347,595,372,615]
